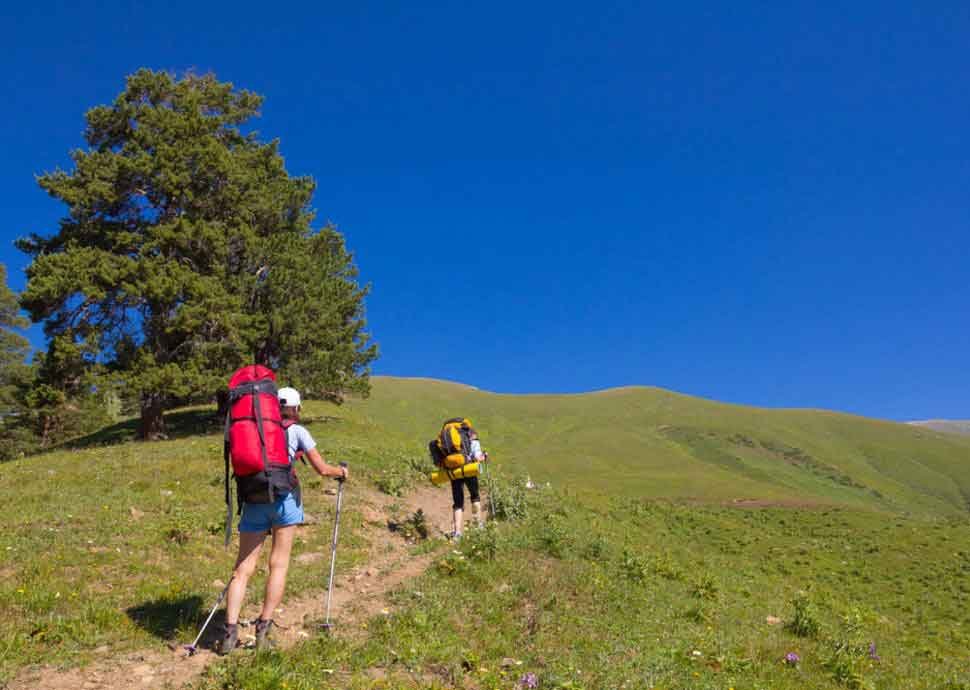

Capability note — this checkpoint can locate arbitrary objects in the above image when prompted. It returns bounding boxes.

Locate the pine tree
[19,70,376,439]
[0,264,30,414]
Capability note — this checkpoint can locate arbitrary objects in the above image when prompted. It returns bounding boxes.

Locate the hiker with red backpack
[218,367,348,654]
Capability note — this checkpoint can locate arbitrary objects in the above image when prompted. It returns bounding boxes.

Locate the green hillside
[347,377,970,516]
[3,381,970,689]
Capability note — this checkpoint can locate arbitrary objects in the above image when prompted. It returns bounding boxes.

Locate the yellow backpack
[432,417,474,469]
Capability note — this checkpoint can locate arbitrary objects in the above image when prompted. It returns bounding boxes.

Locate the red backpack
[223,365,297,543]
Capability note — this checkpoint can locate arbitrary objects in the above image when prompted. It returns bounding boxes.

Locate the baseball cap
[278,387,301,407]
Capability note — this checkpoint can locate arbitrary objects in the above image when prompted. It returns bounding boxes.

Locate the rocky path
[9,484,453,690]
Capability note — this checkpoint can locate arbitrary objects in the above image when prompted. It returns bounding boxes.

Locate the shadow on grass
[126,594,227,647]
[65,408,222,449]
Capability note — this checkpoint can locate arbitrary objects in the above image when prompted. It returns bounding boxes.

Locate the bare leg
[226,530,268,625]
[453,508,464,536]
[471,500,483,527]
[259,524,296,621]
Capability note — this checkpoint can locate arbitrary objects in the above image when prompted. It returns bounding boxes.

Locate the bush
[486,472,530,521]
[786,590,821,638]
[582,534,608,561]
[690,573,720,601]
[436,550,469,577]
[462,524,500,561]
[536,516,570,558]
[374,452,425,496]
[399,509,429,541]
[650,550,684,581]
[619,548,649,582]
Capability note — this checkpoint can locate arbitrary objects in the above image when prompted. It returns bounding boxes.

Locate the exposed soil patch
[8,483,453,690]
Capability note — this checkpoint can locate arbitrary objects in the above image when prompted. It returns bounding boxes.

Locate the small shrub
[582,534,608,561]
[436,550,469,577]
[375,469,410,497]
[651,550,684,581]
[162,507,193,546]
[619,548,649,582]
[786,590,821,638]
[536,517,570,558]
[399,509,429,541]
[375,451,426,496]
[684,603,714,624]
[690,573,720,601]
[824,606,875,688]
[487,473,529,521]
[462,524,500,561]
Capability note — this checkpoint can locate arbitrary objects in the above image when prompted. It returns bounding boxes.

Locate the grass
[192,486,970,689]
[3,377,970,688]
[0,405,420,682]
[342,377,970,516]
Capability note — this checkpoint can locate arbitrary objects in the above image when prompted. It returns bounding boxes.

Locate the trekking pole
[481,453,496,519]
[322,462,348,633]
[183,575,234,656]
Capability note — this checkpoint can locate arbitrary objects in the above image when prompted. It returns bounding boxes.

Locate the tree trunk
[139,395,167,440]
[215,388,230,420]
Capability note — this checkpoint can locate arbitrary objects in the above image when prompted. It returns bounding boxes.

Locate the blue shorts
[239,493,304,533]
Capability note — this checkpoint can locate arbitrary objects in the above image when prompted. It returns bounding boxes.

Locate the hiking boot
[255,618,276,650]
[449,531,463,541]
[217,624,238,656]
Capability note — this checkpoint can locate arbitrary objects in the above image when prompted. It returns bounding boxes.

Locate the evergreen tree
[0,264,30,414]
[19,70,376,439]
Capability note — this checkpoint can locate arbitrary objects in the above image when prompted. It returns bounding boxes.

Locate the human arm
[306,447,349,480]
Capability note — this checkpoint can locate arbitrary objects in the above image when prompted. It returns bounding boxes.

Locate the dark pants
[451,476,480,510]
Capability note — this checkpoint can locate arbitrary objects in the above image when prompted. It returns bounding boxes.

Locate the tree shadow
[64,408,222,449]
[126,594,226,648]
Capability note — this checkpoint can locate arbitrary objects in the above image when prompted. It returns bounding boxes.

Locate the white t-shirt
[285,423,317,462]
[470,438,485,462]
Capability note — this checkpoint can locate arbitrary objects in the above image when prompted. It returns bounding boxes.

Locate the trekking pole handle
[338,461,348,482]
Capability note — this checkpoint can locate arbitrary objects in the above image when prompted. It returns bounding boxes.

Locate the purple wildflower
[784,652,800,666]
[868,642,880,661]
[520,671,539,688]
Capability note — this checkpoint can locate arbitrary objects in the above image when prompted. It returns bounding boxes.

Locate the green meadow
[351,377,970,515]
[2,378,969,689]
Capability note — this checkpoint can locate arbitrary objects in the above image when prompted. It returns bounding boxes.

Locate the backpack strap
[250,383,276,497]
[223,408,233,548]
[282,419,307,466]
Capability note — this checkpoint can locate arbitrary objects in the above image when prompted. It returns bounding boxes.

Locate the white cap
[278,387,301,408]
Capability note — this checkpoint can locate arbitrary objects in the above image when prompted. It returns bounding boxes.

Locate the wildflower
[519,672,539,688]
[868,642,881,661]
[784,651,800,665]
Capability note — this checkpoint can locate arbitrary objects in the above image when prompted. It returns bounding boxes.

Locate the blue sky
[2,1,968,420]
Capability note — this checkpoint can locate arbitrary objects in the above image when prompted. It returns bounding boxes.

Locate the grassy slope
[4,379,970,689]
[345,377,970,516]
[0,407,425,682]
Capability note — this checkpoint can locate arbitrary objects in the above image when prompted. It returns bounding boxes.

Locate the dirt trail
[9,483,453,690]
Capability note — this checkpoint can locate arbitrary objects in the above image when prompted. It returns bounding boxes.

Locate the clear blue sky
[2,1,968,421]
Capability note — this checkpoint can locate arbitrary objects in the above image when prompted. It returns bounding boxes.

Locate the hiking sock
[219,623,238,655]
[255,618,275,650]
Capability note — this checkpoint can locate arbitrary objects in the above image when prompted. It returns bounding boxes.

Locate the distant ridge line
[906,420,970,436]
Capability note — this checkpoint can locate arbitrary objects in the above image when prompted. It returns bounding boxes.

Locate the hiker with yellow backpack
[429,418,488,539]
